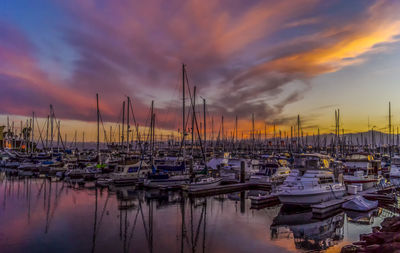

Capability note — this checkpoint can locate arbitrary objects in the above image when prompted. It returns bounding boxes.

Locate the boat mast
[252,113,255,154]
[31,112,35,153]
[297,115,300,152]
[182,64,186,158]
[46,115,49,150]
[203,98,206,152]
[235,115,238,145]
[96,93,100,163]
[221,115,224,152]
[127,97,130,152]
[191,86,196,157]
[389,102,392,157]
[57,120,60,153]
[121,101,125,150]
[150,100,154,164]
[50,105,54,153]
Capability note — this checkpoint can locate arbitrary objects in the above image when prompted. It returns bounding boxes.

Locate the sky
[1,0,400,141]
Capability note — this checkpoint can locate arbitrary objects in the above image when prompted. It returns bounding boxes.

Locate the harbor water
[0,175,397,253]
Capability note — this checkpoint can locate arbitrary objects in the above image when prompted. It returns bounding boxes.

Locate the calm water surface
[0,173,397,253]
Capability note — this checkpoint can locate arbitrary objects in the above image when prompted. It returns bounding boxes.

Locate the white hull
[278,186,346,206]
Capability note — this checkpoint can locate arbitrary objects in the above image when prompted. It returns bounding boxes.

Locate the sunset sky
[1,0,400,141]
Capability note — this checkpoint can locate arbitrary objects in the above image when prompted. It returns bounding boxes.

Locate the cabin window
[318,177,334,184]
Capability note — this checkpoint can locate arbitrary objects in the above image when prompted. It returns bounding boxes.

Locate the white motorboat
[343,171,381,191]
[343,153,381,190]
[249,159,290,184]
[111,161,152,186]
[276,154,346,206]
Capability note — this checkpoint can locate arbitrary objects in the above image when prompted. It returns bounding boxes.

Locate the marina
[1,142,400,252]
[2,0,400,252]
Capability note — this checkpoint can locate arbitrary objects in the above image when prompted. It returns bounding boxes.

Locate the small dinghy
[342,195,378,211]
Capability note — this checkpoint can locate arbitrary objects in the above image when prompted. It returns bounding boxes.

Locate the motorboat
[249,158,290,184]
[111,161,152,186]
[343,153,381,190]
[276,154,346,206]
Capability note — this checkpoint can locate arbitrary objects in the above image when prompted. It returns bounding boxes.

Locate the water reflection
[0,173,397,253]
[345,209,381,225]
[271,206,344,251]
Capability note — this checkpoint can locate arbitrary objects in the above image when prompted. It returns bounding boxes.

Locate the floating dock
[186,182,271,197]
[312,195,355,218]
[311,187,392,218]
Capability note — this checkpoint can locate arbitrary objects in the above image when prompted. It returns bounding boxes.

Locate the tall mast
[121,101,125,150]
[31,112,35,153]
[28,119,31,153]
[150,100,154,162]
[297,115,300,151]
[182,64,186,156]
[57,120,60,153]
[252,113,255,152]
[221,115,224,146]
[191,86,196,156]
[203,98,206,151]
[127,97,130,152]
[96,93,100,162]
[50,105,54,152]
[389,102,392,156]
[211,116,214,142]
[46,115,49,150]
[235,115,238,144]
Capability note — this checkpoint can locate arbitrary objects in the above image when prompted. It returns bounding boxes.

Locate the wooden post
[240,161,245,183]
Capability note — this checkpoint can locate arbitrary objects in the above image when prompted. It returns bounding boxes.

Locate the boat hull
[277,188,346,206]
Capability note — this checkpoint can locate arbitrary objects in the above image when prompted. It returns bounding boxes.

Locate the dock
[312,195,355,218]
[186,182,272,197]
[311,187,393,218]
